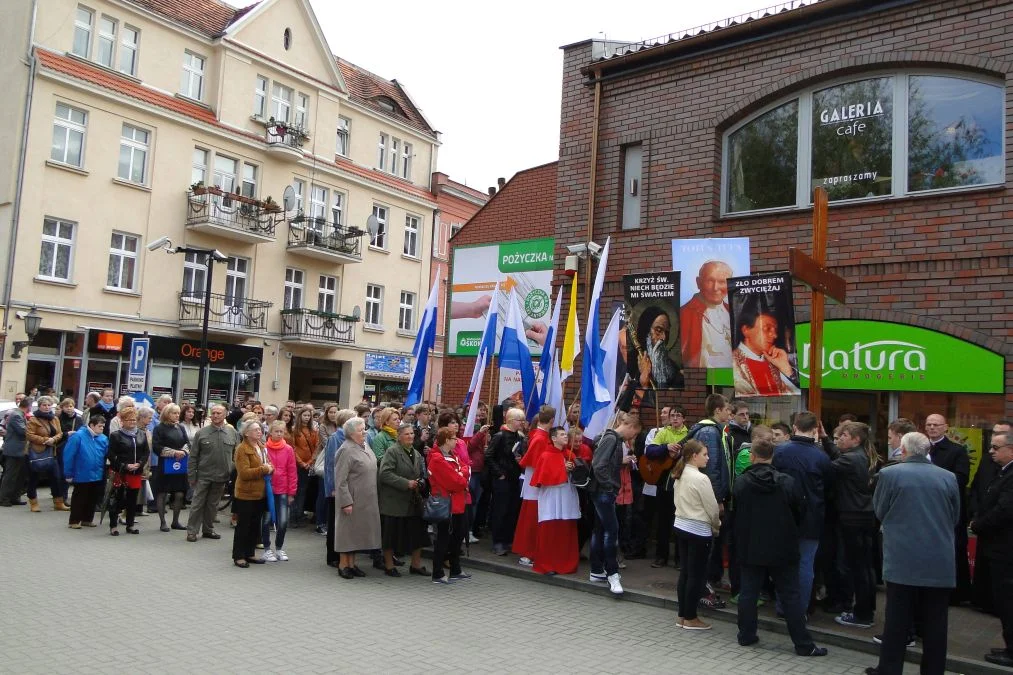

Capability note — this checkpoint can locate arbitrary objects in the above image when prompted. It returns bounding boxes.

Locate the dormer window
[376,96,397,114]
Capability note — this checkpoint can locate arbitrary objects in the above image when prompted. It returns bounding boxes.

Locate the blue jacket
[63,427,109,483]
[772,436,832,540]
[874,455,960,588]
[687,420,732,503]
[323,429,345,497]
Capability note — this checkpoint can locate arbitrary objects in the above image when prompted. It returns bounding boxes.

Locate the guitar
[639,454,674,485]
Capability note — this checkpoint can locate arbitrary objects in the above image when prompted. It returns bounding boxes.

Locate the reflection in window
[726,101,797,213]
[812,77,893,201]
[908,76,1004,192]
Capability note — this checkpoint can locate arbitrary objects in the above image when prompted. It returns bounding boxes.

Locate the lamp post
[10,306,42,359]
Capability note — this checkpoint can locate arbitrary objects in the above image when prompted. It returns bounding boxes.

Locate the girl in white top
[672,439,721,630]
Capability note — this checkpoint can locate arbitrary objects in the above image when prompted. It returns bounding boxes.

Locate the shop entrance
[820,390,890,450]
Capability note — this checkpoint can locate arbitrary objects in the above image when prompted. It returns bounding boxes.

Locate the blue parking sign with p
[128,338,149,392]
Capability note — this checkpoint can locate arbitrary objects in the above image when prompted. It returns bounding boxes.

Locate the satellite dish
[282,185,296,212]
[352,305,361,321]
[366,215,379,239]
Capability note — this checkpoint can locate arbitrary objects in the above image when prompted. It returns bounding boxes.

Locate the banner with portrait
[621,272,684,403]
[727,271,801,397]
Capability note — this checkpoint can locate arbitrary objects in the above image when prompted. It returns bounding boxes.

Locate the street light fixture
[10,307,42,359]
[149,236,227,409]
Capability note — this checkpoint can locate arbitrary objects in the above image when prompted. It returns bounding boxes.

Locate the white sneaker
[518,557,533,567]
[262,549,278,563]
[468,534,480,544]
[276,549,288,561]
[607,573,624,595]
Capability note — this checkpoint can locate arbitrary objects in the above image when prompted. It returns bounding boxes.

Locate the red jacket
[467,430,488,474]
[427,448,470,515]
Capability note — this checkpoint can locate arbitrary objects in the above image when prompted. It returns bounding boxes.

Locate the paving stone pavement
[2,493,941,674]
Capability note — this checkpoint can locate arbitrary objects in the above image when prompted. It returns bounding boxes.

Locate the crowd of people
[1,387,1011,673]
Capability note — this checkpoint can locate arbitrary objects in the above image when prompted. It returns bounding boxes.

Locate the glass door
[225,256,248,328]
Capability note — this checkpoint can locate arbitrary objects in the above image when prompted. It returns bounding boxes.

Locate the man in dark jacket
[486,408,525,555]
[970,420,1012,613]
[0,398,32,506]
[727,401,751,454]
[772,410,832,615]
[971,429,1013,668]
[734,438,827,657]
[924,413,971,604]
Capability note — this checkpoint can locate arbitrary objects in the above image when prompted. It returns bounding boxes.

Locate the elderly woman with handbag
[377,423,429,577]
[152,404,190,533]
[427,427,472,585]
[232,420,273,568]
[107,407,149,535]
[25,395,67,512]
[333,416,381,580]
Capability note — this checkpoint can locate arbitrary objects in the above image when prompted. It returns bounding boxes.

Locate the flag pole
[487,352,496,408]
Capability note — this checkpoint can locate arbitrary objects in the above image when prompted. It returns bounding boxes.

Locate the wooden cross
[789,187,847,419]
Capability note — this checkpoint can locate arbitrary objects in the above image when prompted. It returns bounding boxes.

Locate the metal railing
[287,216,364,259]
[186,190,277,237]
[178,290,273,332]
[265,125,308,149]
[280,308,357,345]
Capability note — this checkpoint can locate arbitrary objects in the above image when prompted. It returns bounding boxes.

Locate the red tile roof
[336,58,435,137]
[125,0,258,37]
[334,156,436,205]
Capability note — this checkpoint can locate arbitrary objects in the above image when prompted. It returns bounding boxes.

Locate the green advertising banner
[706,320,1004,393]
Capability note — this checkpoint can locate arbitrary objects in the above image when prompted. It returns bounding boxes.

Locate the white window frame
[225,256,249,305]
[38,218,76,282]
[118,123,149,184]
[292,178,305,213]
[191,147,208,185]
[118,24,139,75]
[365,283,383,328]
[309,185,328,224]
[51,103,87,168]
[370,204,388,249]
[398,290,415,332]
[284,267,304,310]
[213,154,238,195]
[295,92,309,129]
[253,75,268,118]
[336,116,350,156]
[377,133,387,169]
[73,6,93,59]
[181,51,205,101]
[402,214,420,258]
[318,275,337,313]
[107,231,139,291]
[401,142,412,180]
[331,191,344,226]
[272,83,292,123]
[720,70,1007,216]
[182,251,207,296]
[96,15,116,69]
[241,162,258,199]
[389,137,400,175]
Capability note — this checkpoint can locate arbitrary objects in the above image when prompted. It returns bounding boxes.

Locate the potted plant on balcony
[262,195,281,213]
[190,180,207,195]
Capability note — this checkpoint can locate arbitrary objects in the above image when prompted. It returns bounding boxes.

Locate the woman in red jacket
[428,427,471,584]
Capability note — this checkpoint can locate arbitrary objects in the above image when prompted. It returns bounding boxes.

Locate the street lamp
[10,306,42,359]
[147,236,227,408]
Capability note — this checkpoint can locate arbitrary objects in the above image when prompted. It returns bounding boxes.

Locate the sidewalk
[451,541,1005,675]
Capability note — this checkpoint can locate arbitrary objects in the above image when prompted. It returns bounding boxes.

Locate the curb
[436,551,1002,675]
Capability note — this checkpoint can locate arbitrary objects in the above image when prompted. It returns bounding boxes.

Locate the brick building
[555,0,1011,451]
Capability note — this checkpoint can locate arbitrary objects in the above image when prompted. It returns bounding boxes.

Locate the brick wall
[557,0,1013,418]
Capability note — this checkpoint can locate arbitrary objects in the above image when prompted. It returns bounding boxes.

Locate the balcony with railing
[178,290,273,335]
[280,308,358,347]
[185,188,278,244]
[287,215,364,264]
[261,118,308,161]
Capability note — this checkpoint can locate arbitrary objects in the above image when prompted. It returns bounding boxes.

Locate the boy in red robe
[531,426,581,574]
[513,405,554,565]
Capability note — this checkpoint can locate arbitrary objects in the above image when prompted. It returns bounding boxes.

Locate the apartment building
[0,0,440,408]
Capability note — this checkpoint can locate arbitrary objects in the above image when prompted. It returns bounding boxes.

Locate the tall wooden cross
[789,187,847,419]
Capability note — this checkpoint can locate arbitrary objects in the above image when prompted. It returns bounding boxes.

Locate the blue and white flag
[464,283,500,437]
[582,307,623,442]
[405,273,441,407]
[525,286,563,422]
[545,351,565,427]
[579,237,612,429]
[498,288,536,410]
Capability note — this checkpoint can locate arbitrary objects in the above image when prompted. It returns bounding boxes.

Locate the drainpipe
[1,0,39,389]
[584,69,602,305]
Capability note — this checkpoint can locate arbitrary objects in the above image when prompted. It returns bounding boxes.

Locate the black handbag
[422,494,451,523]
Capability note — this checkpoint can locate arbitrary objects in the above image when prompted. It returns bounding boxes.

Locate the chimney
[497,177,506,190]
[488,186,497,196]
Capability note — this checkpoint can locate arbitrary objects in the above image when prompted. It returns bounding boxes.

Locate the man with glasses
[924,413,971,604]
[971,428,1013,667]
[970,421,1013,613]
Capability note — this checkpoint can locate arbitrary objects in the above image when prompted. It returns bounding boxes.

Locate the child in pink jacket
[262,420,297,561]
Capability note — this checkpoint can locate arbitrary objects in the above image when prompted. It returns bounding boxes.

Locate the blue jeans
[261,495,290,549]
[776,538,820,615]
[590,491,619,577]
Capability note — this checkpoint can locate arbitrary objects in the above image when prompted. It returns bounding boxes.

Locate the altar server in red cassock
[513,406,554,564]
[531,425,581,575]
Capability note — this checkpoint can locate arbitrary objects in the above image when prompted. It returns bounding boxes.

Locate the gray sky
[249,0,773,190]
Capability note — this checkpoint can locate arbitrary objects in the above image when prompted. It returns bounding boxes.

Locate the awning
[362,371,409,382]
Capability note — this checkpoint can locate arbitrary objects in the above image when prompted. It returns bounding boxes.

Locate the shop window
[722,73,1004,214]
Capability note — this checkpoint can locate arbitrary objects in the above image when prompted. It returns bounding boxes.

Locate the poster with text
[622,272,684,396]
[671,237,750,369]
[726,271,801,397]
[497,365,542,409]
[449,238,554,356]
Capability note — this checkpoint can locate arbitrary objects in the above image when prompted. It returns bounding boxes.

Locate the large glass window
[73,6,93,58]
[723,73,1004,214]
[39,218,75,281]
[726,101,798,212]
[907,76,1004,192]
[118,123,149,184]
[107,232,139,290]
[51,103,87,167]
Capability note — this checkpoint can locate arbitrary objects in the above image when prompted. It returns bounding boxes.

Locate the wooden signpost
[789,187,847,419]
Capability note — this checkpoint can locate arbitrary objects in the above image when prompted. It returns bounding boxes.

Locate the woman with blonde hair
[673,439,721,630]
[232,420,273,567]
[152,403,189,532]
[108,396,136,434]
[25,395,66,512]
[369,407,401,462]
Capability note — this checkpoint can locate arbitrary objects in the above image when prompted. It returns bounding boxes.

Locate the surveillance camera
[146,236,172,252]
[211,249,228,262]
[566,243,587,255]
[586,241,602,255]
